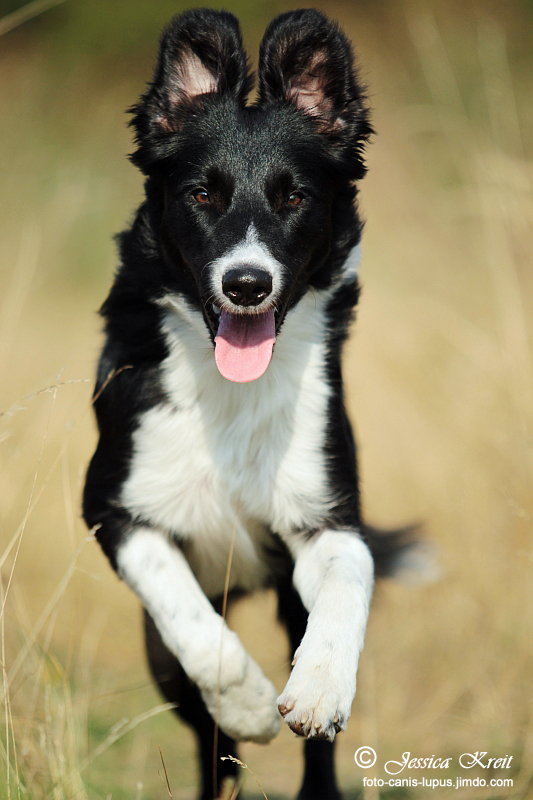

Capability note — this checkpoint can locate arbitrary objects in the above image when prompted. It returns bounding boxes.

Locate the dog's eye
[287,192,304,207]
[192,188,210,204]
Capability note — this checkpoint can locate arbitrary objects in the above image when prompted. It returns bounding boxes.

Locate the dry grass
[1,1,532,797]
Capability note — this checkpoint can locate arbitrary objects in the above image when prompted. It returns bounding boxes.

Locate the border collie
[83,9,414,799]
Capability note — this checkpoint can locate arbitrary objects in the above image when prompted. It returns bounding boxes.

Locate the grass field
[1,0,532,797]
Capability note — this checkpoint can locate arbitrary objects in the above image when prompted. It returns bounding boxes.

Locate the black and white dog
[83,9,414,799]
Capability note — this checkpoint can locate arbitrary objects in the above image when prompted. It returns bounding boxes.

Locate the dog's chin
[203,303,281,383]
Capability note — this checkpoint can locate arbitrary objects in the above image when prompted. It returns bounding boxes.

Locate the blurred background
[1,0,532,797]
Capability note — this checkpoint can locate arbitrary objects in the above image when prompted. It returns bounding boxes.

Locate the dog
[83,9,416,799]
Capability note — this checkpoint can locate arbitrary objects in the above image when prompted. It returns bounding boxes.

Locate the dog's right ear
[257,10,371,177]
[130,9,251,168]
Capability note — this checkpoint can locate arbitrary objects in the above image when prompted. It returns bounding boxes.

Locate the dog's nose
[222,267,272,307]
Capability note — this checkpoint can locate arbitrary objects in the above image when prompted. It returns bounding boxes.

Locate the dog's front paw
[201,656,280,744]
[277,688,348,742]
[277,651,354,741]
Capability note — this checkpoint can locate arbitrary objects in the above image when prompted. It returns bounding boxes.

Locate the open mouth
[206,304,278,383]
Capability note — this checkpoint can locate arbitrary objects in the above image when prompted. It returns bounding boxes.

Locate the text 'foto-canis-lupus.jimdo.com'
[83,9,425,799]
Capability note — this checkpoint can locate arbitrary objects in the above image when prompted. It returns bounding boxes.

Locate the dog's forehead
[184,104,324,183]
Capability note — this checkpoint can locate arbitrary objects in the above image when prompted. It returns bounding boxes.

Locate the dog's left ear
[131,9,252,169]
[257,10,371,170]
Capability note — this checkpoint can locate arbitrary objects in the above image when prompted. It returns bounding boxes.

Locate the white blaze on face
[211,225,283,383]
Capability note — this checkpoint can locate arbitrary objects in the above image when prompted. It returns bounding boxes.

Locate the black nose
[222,267,272,308]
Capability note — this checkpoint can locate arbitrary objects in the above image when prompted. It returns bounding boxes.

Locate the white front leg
[277,530,374,741]
[117,528,280,743]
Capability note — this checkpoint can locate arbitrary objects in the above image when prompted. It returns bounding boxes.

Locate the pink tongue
[215,310,276,383]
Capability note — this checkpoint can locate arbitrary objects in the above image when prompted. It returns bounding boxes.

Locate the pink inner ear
[288,75,330,117]
[287,52,332,119]
[176,51,218,99]
[158,49,218,132]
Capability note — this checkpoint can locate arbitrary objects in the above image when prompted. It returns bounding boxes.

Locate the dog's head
[130,8,371,382]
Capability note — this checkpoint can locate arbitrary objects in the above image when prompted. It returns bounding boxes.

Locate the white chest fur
[120,290,336,596]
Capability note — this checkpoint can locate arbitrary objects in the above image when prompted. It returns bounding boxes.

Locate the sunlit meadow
[1,1,532,797]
